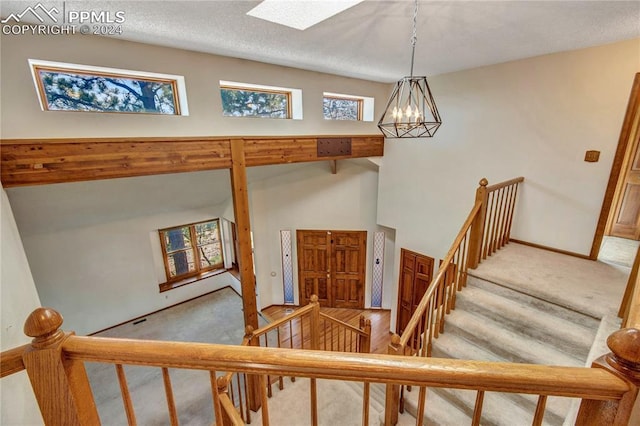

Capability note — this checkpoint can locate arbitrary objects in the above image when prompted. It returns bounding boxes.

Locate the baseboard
[509,239,592,260]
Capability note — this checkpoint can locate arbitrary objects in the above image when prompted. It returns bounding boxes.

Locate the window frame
[323,94,364,121]
[28,59,189,115]
[158,218,225,283]
[220,84,292,119]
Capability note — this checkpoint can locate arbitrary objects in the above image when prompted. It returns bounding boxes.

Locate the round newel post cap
[390,334,401,347]
[479,178,489,187]
[606,328,640,380]
[24,307,65,347]
[310,295,319,303]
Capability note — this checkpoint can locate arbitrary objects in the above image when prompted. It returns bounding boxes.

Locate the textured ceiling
[1,1,639,82]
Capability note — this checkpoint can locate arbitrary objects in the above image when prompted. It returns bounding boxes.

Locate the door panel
[297,230,366,308]
[297,231,331,306]
[396,248,434,335]
[331,231,366,308]
[611,108,640,240]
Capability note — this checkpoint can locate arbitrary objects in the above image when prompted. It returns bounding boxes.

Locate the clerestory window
[323,92,374,121]
[220,80,303,119]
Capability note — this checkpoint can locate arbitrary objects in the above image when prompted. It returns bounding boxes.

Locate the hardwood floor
[261,305,393,354]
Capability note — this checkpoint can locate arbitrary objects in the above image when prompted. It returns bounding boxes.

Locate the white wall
[20,202,241,336]
[0,32,390,139]
[247,160,386,309]
[0,187,44,425]
[378,39,640,330]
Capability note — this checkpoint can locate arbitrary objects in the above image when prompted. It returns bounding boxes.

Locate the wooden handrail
[219,393,244,426]
[60,335,628,399]
[485,176,525,192]
[251,304,316,337]
[0,343,28,378]
[319,312,368,337]
[398,202,481,348]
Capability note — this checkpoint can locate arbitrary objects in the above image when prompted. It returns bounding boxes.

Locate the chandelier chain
[409,0,418,77]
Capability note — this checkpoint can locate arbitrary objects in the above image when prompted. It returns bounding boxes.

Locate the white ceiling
[1,1,639,82]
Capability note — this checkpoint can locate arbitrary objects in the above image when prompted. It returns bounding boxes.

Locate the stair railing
[385,176,524,425]
[216,294,372,424]
[2,307,640,426]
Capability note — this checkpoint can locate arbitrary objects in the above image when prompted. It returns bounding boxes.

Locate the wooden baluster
[460,232,469,288]
[427,297,435,357]
[468,178,489,269]
[21,307,100,426]
[499,185,514,248]
[310,295,320,350]
[488,189,501,256]
[243,373,251,424]
[115,364,137,426]
[490,187,505,254]
[263,334,272,398]
[310,378,318,426]
[438,277,447,334]
[576,328,640,425]
[162,368,179,426]
[505,183,520,243]
[362,382,370,426]
[482,191,495,260]
[235,374,245,422]
[384,334,402,426]
[259,375,270,426]
[210,371,223,426]
[359,316,371,354]
[416,387,427,426]
[532,395,547,426]
[472,390,484,426]
[276,327,284,390]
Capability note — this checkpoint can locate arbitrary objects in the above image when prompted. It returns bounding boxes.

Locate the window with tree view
[220,85,291,118]
[159,219,224,281]
[323,96,362,120]
[29,60,187,115]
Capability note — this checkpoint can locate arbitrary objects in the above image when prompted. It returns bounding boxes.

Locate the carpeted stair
[254,275,603,425]
[399,275,600,426]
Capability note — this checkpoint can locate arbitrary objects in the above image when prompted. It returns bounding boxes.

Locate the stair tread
[445,309,584,366]
[455,286,594,358]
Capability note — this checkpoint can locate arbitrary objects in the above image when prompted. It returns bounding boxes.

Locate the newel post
[576,328,640,425]
[467,178,489,270]
[359,315,372,353]
[384,334,403,426]
[22,307,100,425]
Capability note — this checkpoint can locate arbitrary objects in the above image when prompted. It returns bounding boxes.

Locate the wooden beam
[229,139,259,330]
[0,135,384,187]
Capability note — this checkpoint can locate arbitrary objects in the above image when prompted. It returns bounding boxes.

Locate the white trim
[220,80,303,120]
[28,59,189,115]
[323,91,374,122]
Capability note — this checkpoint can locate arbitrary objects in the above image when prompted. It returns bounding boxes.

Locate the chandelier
[377,0,441,138]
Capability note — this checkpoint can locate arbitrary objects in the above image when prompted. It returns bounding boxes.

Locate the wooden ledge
[0,135,384,187]
[159,268,229,293]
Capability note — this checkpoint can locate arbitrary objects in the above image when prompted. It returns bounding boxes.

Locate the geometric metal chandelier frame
[377,0,442,138]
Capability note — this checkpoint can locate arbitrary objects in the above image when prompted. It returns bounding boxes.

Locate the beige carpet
[253,378,384,426]
[598,236,639,268]
[470,243,629,319]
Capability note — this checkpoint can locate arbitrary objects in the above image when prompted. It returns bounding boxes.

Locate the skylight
[246,0,364,30]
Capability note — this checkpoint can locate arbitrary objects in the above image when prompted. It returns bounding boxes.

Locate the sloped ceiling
[1,1,639,82]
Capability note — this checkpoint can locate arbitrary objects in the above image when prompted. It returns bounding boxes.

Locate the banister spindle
[576,328,640,425]
[22,307,100,426]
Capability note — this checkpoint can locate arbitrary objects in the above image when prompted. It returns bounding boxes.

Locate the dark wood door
[297,230,366,308]
[332,231,367,308]
[297,230,331,306]
[396,248,434,335]
[611,128,640,240]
